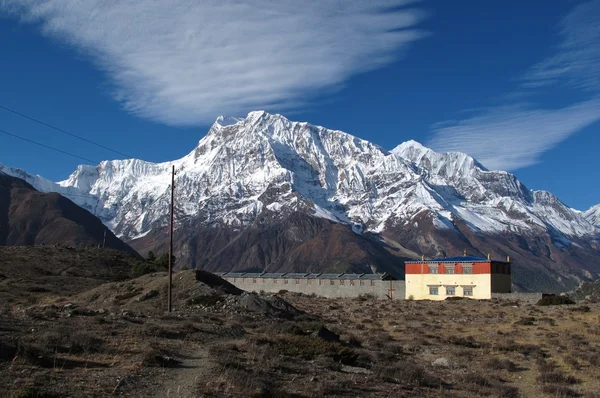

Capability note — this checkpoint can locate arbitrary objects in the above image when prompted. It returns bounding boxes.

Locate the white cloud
[428,100,600,171]
[2,0,428,126]
[429,0,600,171]
[523,0,600,92]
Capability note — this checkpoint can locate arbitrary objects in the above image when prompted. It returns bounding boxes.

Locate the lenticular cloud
[2,0,428,126]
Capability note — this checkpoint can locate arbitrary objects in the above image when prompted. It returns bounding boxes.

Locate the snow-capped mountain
[2,111,599,291]
[584,204,600,228]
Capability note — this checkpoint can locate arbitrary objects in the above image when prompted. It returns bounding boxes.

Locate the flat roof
[217,272,396,280]
[405,255,510,264]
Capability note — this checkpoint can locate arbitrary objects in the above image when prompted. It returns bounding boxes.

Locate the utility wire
[0,127,99,164]
[0,104,134,158]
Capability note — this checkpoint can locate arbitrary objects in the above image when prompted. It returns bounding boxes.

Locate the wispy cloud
[523,0,600,91]
[428,0,600,171]
[429,100,600,171]
[1,0,428,126]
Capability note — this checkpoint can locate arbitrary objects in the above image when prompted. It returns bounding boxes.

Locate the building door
[387,288,396,300]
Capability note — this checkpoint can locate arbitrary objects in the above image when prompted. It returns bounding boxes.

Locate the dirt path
[155,344,214,398]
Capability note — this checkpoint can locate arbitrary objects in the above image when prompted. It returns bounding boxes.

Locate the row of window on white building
[428,285,474,296]
[429,265,471,274]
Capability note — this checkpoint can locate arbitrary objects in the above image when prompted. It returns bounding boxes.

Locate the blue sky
[0,0,599,210]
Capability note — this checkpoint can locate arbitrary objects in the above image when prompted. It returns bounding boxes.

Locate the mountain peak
[398,139,428,150]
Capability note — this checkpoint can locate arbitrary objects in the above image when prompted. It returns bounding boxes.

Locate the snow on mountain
[393,140,597,238]
[584,204,600,228]
[2,112,598,244]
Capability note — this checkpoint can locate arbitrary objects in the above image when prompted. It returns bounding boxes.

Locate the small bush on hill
[131,262,155,278]
[514,317,536,326]
[536,296,575,306]
[485,357,519,372]
[569,306,591,312]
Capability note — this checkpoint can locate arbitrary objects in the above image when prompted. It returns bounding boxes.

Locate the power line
[0,104,134,158]
[0,127,99,164]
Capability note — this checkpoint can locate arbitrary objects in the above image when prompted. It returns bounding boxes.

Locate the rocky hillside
[2,111,599,291]
[0,173,137,254]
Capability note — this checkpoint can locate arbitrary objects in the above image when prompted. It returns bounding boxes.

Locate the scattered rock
[432,358,452,368]
[237,292,302,318]
[195,270,243,295]
[312,326,340,343]
[71,308,98,316]
[138,289,159,302]
[341,365,372,375]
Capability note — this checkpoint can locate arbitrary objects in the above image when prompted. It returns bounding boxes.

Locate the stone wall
[491,292,543,303]
[222,276,406,300]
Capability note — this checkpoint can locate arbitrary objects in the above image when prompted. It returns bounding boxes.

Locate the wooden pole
[168,165,175,313]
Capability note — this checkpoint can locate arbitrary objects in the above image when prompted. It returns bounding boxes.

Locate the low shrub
[131,262,155,278]
[7,387,60,398]
[514,317,536,326]
[541,385,580,397]
[373,360,432,386]
[445,335,482,349]
[356,293,376,302]
[69,332,105,354]
[460,372,494,387]
[536,296,575,306]
[186,294,224,306]
[485,357,519,372]
[141,349,180,368]
[569,306,591,313]
[252,334,357,365]
[537,371,578,385]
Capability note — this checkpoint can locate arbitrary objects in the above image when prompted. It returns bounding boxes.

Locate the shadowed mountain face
[129,212,409,278]
[0,173,137,255]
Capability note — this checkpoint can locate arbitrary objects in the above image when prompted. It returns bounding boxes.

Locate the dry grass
[2,273,600,397]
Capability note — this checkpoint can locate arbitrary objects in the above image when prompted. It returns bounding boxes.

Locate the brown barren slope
[0,173,137,254]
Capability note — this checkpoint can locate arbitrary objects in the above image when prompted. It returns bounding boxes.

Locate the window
[330,280,335,285]
[371,280,375,286]
[273,279,277,284]
[445,286,456,296]
[463,286,473,297]
[284,279,288,285]
[295,279,300,285]
[429,265,438,274]
[252,278,257,284]
[429,286,439,295]
[463,266,472,274]
[340,280,345,286]
[360,280,365,286]
[350,280,355,286]
[446,266,455,274]
[319,279,322,285]
[307,280,312,285]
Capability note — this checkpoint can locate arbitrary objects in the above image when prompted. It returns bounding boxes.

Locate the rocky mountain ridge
[2,111,599,291]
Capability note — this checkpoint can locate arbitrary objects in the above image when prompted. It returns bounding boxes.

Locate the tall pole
[102,228,106,248]
[168,165,175,313]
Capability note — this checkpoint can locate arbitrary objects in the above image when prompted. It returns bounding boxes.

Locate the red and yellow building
[405,254,511,300]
